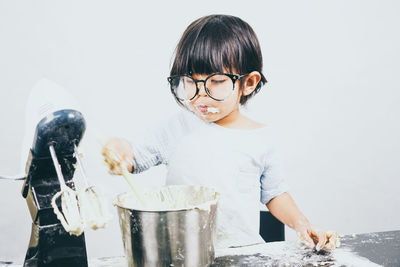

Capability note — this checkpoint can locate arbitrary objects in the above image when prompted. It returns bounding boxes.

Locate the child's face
[187,72,243,124]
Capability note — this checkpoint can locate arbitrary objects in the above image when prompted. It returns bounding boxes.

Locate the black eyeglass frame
[167,73,248,102]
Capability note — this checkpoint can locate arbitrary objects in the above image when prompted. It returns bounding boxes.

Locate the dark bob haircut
[170,14,267,105]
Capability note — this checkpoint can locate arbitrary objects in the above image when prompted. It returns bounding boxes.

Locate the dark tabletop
[339,231,400,267]
[2,230,399,266]
[211,230,400,266]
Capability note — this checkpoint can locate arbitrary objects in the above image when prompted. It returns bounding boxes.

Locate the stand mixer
[18,79,110,267]
[21,109,88,267]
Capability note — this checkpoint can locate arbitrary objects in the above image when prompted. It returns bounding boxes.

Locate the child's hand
[296,224,339,251]
[101,138,134,175]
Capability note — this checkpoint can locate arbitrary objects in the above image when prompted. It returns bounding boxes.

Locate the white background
[1,0,399,262]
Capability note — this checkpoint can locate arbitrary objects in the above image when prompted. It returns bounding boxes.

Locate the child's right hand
[101,138,135,175]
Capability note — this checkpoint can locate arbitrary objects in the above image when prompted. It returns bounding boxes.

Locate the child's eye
[210,78,227,84]
[210,74,229,82]
[183,78,194,84]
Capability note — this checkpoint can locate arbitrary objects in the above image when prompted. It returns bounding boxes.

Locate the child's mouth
[196,105,219,114]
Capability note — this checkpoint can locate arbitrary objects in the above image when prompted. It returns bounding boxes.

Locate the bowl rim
[113,185,220,212]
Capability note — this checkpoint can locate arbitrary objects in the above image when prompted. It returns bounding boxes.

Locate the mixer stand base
[23,222,88,267]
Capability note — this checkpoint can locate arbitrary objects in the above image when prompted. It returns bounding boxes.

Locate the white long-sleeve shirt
[131,110,288,248]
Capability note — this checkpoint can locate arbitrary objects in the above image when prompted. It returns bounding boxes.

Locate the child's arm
[266,192,338,251]
[102,130,168,175]
[101,111,188,175]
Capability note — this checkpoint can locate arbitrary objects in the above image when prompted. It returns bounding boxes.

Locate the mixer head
[22,109,86,200]
[31,109,86,157]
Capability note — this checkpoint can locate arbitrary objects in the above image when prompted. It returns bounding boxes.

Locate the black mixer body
[21,109,88,267]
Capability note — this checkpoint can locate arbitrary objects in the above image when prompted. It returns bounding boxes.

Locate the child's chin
[203,117,217,122]
[196,113,218,122]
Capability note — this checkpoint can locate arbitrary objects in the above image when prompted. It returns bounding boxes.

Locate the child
[102,14,338,251]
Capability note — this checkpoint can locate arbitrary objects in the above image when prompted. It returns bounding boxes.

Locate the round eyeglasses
[167,73,247,102]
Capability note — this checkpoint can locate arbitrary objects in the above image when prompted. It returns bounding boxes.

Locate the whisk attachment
[74,144,111,230]
[49,144,84,236]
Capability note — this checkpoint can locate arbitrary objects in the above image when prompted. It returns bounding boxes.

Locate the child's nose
[197,82,207,97]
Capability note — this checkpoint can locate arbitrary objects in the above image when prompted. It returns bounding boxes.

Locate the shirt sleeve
[259,146,289,204]
[131,133,167,174]
[131,111,189,174]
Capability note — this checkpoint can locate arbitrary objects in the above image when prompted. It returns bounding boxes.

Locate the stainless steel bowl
[115,185,219,267]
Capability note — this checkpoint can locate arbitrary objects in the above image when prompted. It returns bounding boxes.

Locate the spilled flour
[213,241,381,266]
[114,185,219,212]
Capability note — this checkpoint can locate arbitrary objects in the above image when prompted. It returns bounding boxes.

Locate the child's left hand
[266,193,340,251]
[296,224,339,251]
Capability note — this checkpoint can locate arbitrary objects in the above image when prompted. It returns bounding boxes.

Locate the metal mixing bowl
[115,185,219,267]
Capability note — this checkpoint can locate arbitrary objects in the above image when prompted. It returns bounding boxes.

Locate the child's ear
[242,71,262,96]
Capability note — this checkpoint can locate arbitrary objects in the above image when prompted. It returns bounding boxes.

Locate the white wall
[1,0,399,262]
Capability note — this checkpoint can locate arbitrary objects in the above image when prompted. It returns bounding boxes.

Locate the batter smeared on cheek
[207,107,219,113]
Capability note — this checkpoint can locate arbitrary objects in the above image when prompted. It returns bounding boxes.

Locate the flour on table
[214,241,381,266]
